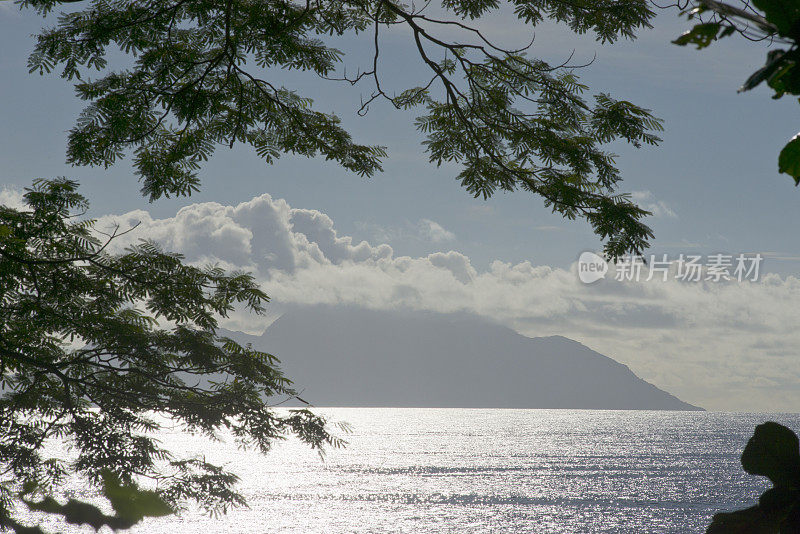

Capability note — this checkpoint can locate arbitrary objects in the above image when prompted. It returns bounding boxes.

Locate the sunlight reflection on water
[22,409,800,533]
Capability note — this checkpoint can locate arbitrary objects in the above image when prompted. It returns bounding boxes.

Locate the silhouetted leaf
[778,135,800,185]
[740,50,791,92]
[673,23,726,49]
[17,471,174,532]
[752,0,800,38]
[23,496,114,531]
[102,471,173,525]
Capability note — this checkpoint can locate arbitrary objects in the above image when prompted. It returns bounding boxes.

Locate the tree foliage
[673,0,800,184]
[0,179,343,532]
[16,0,663,258]
[6,470,173,533]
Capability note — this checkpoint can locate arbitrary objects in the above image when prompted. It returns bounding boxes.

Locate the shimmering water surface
[30,409,800,533]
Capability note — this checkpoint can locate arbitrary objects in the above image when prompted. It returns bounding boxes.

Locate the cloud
[427,251,476,283]
[96,195,392,276]
[0,186,26,211]
[94,193,800,412]
[355,218,455,244]
[419,219,455,242]
[632,190,678,219]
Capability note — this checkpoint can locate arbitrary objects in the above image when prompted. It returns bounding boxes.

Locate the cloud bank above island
[11,188,797,412]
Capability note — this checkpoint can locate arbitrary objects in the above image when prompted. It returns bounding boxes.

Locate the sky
[1,2,800,412]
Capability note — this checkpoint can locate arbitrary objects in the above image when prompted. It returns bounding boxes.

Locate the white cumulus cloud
[356,218,456,244]
[419,219,456,242]
[0,186,26,211]
[632,190,678,219]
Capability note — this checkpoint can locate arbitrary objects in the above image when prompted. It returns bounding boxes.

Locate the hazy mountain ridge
[221,306,702,411]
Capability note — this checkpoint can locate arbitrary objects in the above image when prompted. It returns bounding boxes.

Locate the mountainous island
[222,306,702,411]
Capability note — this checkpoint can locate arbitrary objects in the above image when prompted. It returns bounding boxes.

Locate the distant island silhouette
[222,306,702,411]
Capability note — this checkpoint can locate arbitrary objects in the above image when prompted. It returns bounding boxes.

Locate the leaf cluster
[17,0,661,257]
[0,179,344,532]
[2,471,172,533]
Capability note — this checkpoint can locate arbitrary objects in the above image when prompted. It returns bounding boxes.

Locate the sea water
[21,409,800,533]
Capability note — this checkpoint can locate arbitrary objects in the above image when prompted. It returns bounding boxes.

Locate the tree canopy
[0,179,342,532]
[18,0,663,258]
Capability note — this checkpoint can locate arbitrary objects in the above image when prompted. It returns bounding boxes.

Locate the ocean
[22,409,800,533]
